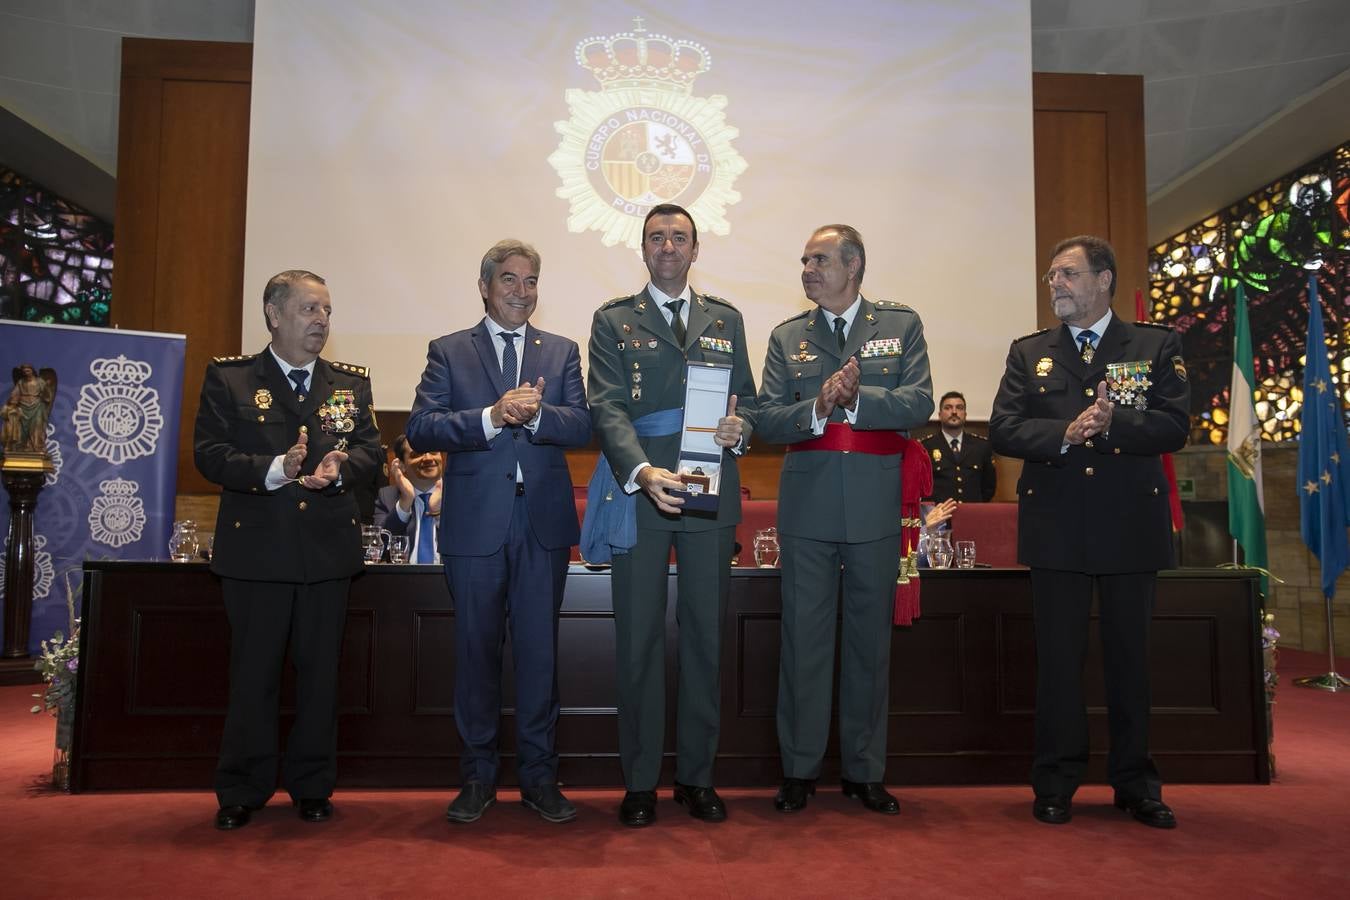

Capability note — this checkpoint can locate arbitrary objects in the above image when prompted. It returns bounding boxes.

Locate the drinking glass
[753,528,780,568]
[955,540,976,569]
[388,535,410,564]
[930,534,953,569]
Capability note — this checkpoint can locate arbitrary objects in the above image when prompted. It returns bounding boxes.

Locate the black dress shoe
[446,782,497,824]
[520,784,577,824]
[841,780,900,815]
[773,777,816,813]
[294,798,333,822]
[619,790,657,827]
[1114,794,1177,829]
[214,805,253,830]
[1032,795,1072,825]
[673,782,727,822]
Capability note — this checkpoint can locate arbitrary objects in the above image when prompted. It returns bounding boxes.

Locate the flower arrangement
[30,571,81,792]
[31,622,79,745]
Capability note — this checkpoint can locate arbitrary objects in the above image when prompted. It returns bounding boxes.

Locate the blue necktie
[1078,330,1097,363]
[500,332,519,392]
[416,491,436,563]
[287,367,308,398]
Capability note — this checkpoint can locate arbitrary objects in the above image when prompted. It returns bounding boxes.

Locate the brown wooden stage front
[71,563,1268,791]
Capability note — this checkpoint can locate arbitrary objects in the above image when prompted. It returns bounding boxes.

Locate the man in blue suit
[372,433,444,564]
[407,239,591,824]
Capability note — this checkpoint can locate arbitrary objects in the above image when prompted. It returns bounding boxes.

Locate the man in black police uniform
[921,391,997,503]
[990,235,1189,829]
[195,269,381,830]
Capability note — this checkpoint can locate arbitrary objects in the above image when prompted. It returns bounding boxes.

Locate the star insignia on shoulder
[330,361,369,378]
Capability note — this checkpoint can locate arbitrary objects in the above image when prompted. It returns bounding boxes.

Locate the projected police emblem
[549,19,746,249]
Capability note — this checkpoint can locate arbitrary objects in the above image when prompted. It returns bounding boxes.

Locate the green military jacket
[587,288,758,531]
[757,297,933,543]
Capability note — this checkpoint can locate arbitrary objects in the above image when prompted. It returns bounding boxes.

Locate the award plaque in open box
[670,361,732,513]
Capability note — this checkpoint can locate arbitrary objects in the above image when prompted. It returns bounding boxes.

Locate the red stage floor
[1,649,1346,898]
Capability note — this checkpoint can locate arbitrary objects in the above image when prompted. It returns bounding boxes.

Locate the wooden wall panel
[1030,73,1148,331]
[113,39,251,493]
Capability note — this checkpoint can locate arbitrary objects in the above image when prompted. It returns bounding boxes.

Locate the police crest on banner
[0,322,184,655]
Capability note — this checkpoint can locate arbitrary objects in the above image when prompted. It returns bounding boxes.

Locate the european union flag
[1297,276,1350,599]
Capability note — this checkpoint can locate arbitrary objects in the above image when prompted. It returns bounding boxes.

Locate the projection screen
[243,0,1037,417]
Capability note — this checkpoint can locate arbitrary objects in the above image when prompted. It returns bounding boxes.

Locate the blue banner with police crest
[1,320,185,653]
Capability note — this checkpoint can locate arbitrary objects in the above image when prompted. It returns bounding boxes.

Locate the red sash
[787,424,929,626]
[787,422,907,455]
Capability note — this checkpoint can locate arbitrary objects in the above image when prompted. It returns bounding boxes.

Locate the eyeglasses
[1042,267,1102,285]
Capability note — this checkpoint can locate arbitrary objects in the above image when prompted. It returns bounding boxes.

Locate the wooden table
[71,562,1268,790]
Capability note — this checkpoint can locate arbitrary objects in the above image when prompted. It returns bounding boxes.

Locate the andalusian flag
[1227,283,1268,582]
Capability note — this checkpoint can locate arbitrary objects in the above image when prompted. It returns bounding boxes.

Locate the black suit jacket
[194,349,382,583]
[989,318,1189,574]
[921,431,996,502]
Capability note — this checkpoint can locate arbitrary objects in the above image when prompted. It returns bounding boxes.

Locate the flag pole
[1293,599,1350,691]
[1293,273,1349,691]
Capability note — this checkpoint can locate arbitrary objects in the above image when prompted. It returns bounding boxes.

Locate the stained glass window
[0,165,113,327]
[1148,142,1349,445]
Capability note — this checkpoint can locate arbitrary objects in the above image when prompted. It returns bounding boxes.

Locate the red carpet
[3,650,1348,898]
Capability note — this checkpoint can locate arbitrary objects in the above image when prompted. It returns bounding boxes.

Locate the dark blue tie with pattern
[500,332,519,392]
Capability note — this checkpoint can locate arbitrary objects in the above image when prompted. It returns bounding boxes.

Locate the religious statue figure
[2,364,58,454]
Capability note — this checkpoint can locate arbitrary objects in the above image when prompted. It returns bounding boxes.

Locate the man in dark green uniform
[990,235,1189,829]
[583,204,757,827]
[195,270,381,830]
[757,224,933,815]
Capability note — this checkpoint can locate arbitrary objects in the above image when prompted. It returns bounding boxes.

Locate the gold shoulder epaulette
[776,309,811,328]
[1133,320,1174,330]
[1013,328,1052,343]
[873,299,909,310]
[600,295,636,310]
[700,294,739,311]
[211,353,255,365]
[330,360,370,378]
